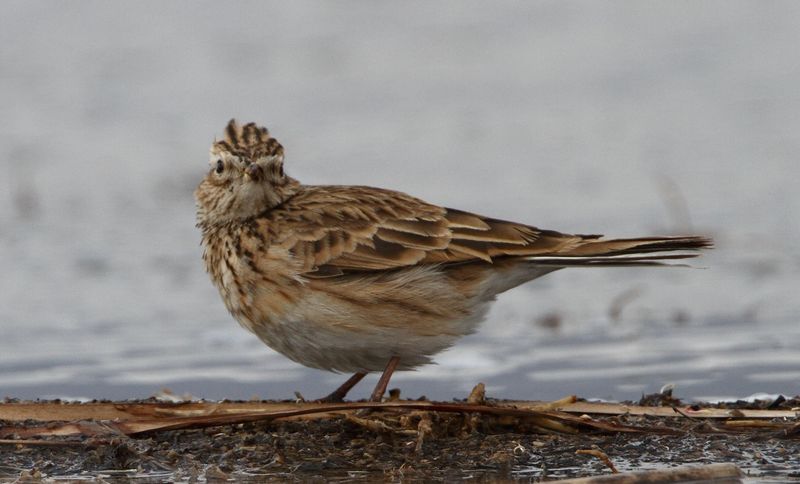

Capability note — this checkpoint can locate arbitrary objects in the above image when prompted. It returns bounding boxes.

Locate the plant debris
[0,387,798,482]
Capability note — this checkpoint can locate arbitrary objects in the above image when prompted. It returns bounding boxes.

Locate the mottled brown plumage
[195,119,712,401]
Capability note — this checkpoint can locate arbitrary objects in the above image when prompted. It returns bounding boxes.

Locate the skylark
[195,120,712,402]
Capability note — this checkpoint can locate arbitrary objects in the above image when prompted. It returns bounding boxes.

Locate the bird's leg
[317,372,367,403]
[369,356,400,402]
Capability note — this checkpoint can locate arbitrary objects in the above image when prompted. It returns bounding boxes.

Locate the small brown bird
[195,120,712,402]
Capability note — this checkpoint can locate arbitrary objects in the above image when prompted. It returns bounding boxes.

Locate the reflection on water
[1,2,799,402]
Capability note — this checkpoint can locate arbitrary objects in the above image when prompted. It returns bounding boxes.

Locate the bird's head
[195,119,300,228]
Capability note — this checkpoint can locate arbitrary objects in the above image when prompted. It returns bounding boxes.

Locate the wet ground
[1,395,799,482]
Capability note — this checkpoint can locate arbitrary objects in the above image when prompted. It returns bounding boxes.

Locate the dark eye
[278,164,284,177]
[215,160,224,174]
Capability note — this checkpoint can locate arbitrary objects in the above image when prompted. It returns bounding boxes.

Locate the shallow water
[1,1,799,403]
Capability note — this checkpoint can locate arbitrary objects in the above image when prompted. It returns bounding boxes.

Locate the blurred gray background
[1,1,798,402]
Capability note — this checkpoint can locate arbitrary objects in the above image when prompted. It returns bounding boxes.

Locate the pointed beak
[244,163,263,181]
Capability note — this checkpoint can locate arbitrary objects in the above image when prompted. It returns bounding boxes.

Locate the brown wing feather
[258,185,711,276]
[262,185,591,276]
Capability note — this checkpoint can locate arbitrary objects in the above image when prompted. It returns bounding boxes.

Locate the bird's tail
[525,235,713,267]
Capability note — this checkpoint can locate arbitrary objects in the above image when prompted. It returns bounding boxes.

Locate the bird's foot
[315,371,367,403]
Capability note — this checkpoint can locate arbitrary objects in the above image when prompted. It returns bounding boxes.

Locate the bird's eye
[215,160,224,174]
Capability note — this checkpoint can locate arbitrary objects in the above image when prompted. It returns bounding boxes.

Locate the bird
[195,120,712,402]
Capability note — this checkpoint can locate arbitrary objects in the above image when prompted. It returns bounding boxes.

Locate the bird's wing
[264,186,590,277]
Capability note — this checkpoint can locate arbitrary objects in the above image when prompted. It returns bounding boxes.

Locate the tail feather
[527,235,713,267]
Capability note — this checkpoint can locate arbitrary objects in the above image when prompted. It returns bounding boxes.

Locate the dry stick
[671,406,700,420]
[0,438,92,447]
[462,383,487,434]
[345,414,414,435]
[14,397,793,440]
[529,416,581,435]
[415,413,433,454]
[466,383,486,405]
[533,395,578,411]
[576,449,618,474]
[120,402,657,437]
[723,420,793,429]
[0,402,656,439]
[1,400,794,422]
[550,463,741,484]
[521,401,796,419]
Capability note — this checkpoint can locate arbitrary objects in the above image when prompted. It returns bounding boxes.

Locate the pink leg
[317,372,367,403]
[369,356,400,402]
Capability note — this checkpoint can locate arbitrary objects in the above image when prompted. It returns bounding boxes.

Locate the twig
[723,420,793,430]
[1,399,793,423]
[415,413,433,454]
[345,414,415,435]
[671,406,700,419]
[466,383,486,405]
[551,463,741,484]
[576,449,618,473]
[529,395,578,411]
[0,438,92,447]
[1,401,652,439]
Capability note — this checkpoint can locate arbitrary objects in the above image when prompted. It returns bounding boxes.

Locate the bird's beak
[244,163,263,181]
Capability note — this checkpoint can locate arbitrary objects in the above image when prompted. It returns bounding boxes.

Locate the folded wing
[263,186,711,277]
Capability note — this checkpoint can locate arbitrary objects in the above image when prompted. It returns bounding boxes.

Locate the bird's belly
[217,263,496,373]
[238,293,492,373]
